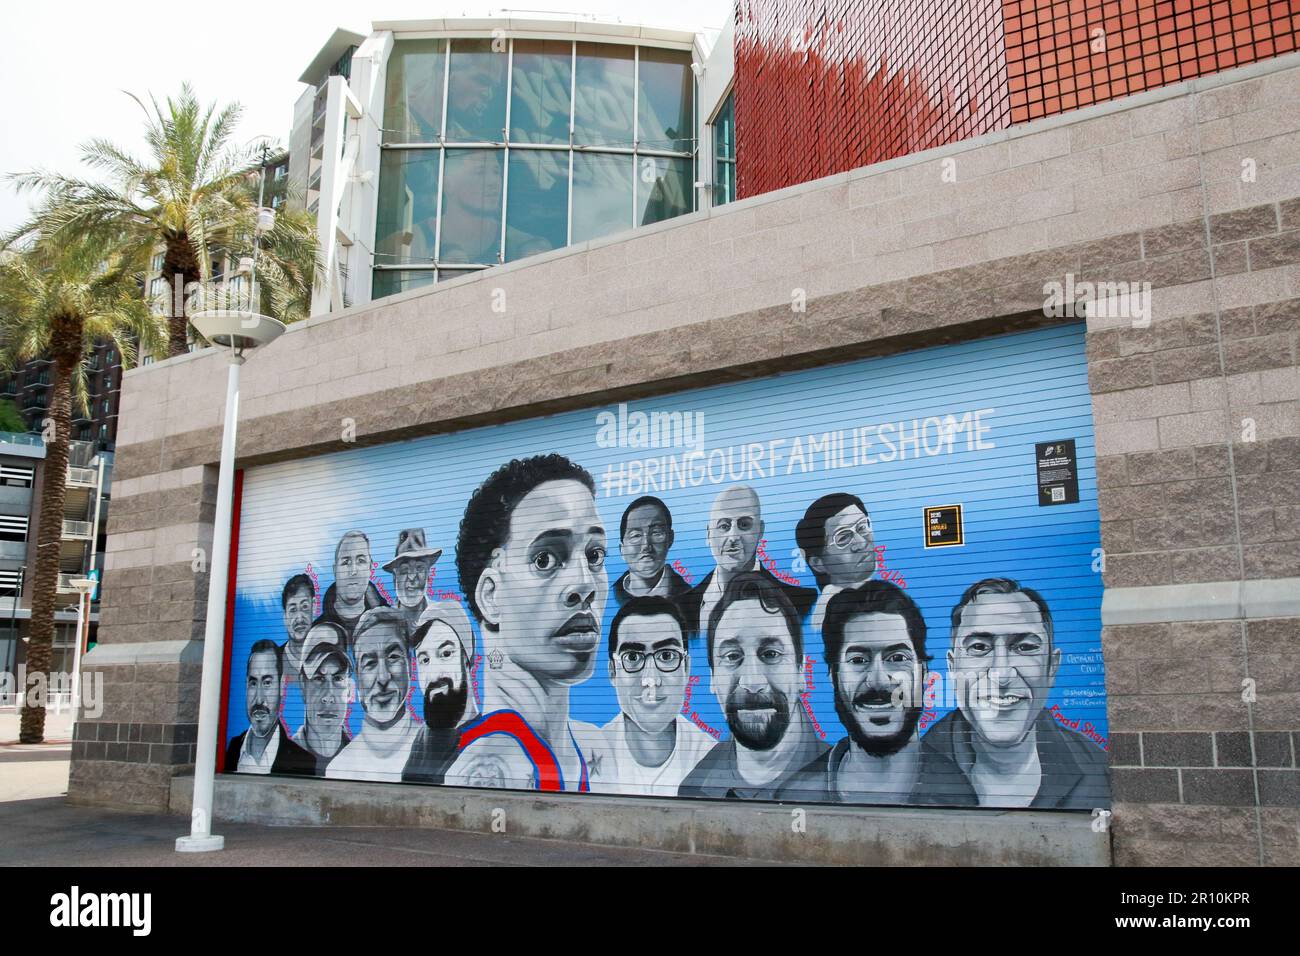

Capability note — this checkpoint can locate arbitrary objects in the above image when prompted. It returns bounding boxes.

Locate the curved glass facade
[374,37,696,300]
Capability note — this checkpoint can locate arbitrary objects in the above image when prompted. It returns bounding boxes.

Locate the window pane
[638,47,693,152]
[374,150,439,266]
[572,152,632,243]
[637,156,693,227]
[446,39,508,143]
[510,40,571,145]
[384,40,445,144]
[574,43,634,147]
[439,149,504,264]
[506,149,569,261]
[372,269,436,300]
[437,269,479,282]
[713,92,735,205]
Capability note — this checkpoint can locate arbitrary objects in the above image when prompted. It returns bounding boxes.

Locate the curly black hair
[456,454,597,627]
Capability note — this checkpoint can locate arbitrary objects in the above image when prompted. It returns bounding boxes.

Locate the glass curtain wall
[374,37,696,300]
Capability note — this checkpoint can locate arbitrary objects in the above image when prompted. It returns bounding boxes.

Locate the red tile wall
[734,0,1300,197]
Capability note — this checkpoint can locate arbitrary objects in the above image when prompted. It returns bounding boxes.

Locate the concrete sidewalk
[0,710,75,744]
[0,796,779,867]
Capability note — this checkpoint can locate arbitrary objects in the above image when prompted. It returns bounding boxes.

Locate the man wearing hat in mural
[384,528,443,632]
[291,621,355,775]
[313,529,389,642]
[326,607,419,783]
[403,600,479,784]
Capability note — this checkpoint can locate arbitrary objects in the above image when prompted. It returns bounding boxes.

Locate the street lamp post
[175,309,284,853]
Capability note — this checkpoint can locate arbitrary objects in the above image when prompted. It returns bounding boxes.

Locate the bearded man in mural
[602,596,716,796]
[325,607,419,783]
[446,454,615,792]
[225,640,315,776]
[922,578,1110,809]
[292,622,354,774]
[680,485,816,635]
[796,493,878,634]
[777,582,975,805]
[383,527,443,632]
[678,572,828,799]
[314,530,389,642]
[403,600,479,785]
[279,573,315,680]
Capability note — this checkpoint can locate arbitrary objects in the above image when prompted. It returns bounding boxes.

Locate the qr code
[1050,487,1065,503]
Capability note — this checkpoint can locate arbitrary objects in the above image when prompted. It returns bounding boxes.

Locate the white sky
[0,1,732,234]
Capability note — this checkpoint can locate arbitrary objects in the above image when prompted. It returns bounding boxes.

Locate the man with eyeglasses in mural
[922,577,1109,809]
[601,596,715,796]
[612,496,691,609]
[681,485,816,635]
[796,493,878,634]
[678,572,828,799]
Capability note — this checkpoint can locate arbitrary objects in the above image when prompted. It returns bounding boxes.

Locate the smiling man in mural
[292,622,354,774]
[404,600,479,785]
[681,485,816,634]
[795,493,878,633]
[384,528,443,631]
[326,607,419,783]
[226,640,315,776]
[602,596,716,795]
[612,496,691,608]
[778,582,975,805]
[446,454,615,792]
[922,578,1110,809]
[279,573,316,679]
[678,572,828,799]
[314,530,390,642]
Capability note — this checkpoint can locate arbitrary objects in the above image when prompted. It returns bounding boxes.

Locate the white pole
[176,351,242,853]
[71,593,85,716]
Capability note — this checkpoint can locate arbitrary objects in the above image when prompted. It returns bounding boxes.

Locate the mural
[223,323,1111,809]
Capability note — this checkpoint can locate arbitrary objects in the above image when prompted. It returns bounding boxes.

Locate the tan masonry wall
[72,56,1300,864]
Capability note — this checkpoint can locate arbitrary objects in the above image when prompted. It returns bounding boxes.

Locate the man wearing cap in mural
[291,621,355,774]
[445,454,615,793]
[326,607,419,783]
[602,596,715,796]
[313,529,389,642]
[279,573,316,680]
[678,572,828,799]
[922,577,1109,809]
[795,493,878,634]
[403,600,479,784]
[680,485,816,635]
[384,528,443,632]
[225,640,315,776]
[776,582,975,805]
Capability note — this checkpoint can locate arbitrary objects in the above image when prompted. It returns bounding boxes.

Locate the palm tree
[5,83,319,356]
[0,234,165,743]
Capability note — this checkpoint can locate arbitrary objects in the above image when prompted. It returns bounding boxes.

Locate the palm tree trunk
[164,238,200,358]
[18,318,80,743]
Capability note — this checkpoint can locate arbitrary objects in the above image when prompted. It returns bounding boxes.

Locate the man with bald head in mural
[444,454,617,793]
[313,529,389,642]
[680,484,816,635]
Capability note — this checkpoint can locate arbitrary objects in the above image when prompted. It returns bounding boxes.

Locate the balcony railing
[66,466,97,487]
[61,519,93,539]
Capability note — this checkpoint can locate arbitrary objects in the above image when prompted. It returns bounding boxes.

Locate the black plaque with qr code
[1036,439,1080,506]
[924,504,964,548]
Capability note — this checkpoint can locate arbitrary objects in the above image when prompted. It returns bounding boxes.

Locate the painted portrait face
[334,533,372,606]
[282,585,313,646]
[353,622,410,724]
[832,613,923,757]
[302,653,351,749]
[948,591,1060,748]
[415,620,468,730]
[477,479,608,683]
[710,599,800,752]
[392,558,432,610]
[245,650,282,738]
[707,487,763,575]
[810,505,876,588]
[608,613,688,735]
[620,502,673,585]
